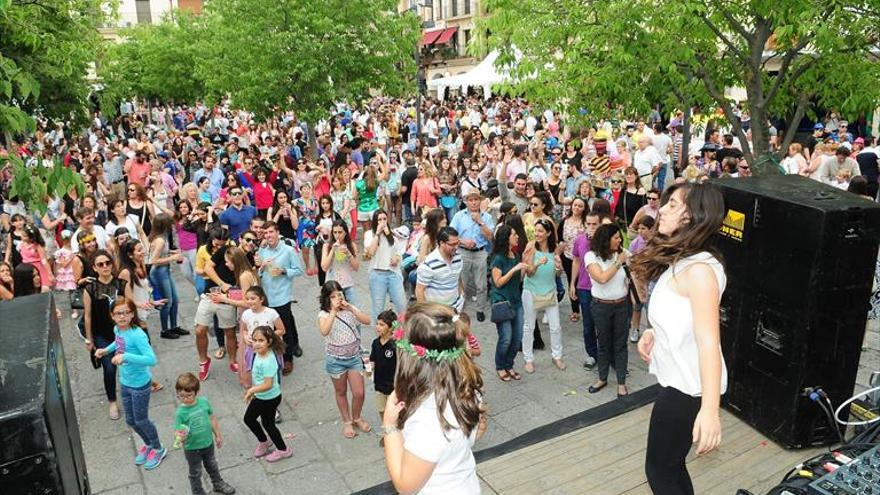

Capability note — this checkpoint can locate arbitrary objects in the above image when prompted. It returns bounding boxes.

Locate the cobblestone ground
[61,265,879,494]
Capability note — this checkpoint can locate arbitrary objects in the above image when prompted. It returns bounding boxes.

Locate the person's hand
[215,434,223,449]
[470,211,481,223]
[172,252,183,262]
[637,329,654,363]
[693,408,722,455]
[209,292,227,304]
[94,347,107,358]
[569,285,578,301]
[382,390,406,428]
[390,255,399,267]
[111,354,124,366]
[221,283,231,293]
[244,388,255,403]
[254,254,264,267]
[270,267,284,277]
[537,256,548,266]
[152,298,168,307]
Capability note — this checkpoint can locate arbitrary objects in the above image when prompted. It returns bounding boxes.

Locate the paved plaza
[63,266,663,494]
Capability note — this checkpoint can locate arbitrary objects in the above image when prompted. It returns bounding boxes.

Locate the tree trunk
[680,108,691,171]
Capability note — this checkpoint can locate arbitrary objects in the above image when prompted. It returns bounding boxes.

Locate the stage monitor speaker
[713,175,880,449]
[0,293,90,494]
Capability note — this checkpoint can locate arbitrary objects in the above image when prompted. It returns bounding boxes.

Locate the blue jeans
[121,382,161,449]
[494,303,524,370]
[577,289,598,359]
[369,270,407,323]
[403,203,414,223]
[149,264,179,333]
[94,333,117,402]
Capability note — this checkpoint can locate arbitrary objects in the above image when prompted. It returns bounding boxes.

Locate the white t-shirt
[240,307,280,338]
[652,133,673,162]
[105,215,141,240]
[71,225,109,253]
[364,230,397,272]
[647,252,728,397]
[403,393,479,495]
[633,146,662,176]
[584,250,629,300]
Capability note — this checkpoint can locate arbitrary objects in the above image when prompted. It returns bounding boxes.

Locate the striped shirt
[417,248,463,312]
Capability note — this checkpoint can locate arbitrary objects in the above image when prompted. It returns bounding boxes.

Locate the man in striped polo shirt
[415,227,464,313]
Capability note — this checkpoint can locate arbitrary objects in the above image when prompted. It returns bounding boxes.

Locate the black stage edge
[351,383,660,495]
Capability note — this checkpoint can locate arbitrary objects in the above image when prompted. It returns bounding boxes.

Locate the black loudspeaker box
[0,293,90,493]
[713,176,880,449]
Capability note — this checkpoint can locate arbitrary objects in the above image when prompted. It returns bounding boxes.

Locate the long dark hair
[118,239,146,287]
[533,218,558,252]
[111,297,147,330]
[591,223,621,261]
[491,224,519,260]
[393,302,483,437]
[149,213,174,241]
[632,182,725,282]
[319,280,344,311]
[369,209,394,245]
[503,214,528,254]
[13,263,39,296]
[252,325,286,354]
[330,219,356,256]
[424,208,446,253]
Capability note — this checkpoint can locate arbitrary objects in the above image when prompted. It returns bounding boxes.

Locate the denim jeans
[121,382,161,449]
[184,445,225,495]
[93,333,117,402]
[369,270,407,323]
[577,289,598,359]
[149,264,179,333]
[494,302,524,370]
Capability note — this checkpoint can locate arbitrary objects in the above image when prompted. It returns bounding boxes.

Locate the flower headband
[391,319,466,362]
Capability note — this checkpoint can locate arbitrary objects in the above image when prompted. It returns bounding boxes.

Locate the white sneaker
[542,313,549,324]
[583,356,596,370]
[275,410,282,423]
[629,328,639,343]
[470,296,477,302]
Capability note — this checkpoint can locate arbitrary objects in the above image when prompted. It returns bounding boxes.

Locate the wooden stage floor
[476,404,825,495]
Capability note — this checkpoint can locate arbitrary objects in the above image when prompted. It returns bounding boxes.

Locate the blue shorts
[325,354,364,379]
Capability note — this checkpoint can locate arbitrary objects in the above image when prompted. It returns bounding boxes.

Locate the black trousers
[184,444,225,495]
[561,255,580,314]
[591,300,631,383]
[272,302,299,361]
[645,386,702,495]
[243,395,286,450]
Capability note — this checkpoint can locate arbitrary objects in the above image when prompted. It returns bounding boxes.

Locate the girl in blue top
[521,218,565,374]
[244,326,292,463]
[94,297,166,470]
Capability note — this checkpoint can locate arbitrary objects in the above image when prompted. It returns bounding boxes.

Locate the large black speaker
[713,176,880,449]
[0,293,90,494]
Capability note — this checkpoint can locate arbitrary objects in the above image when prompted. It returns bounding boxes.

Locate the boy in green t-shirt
[174,373,236,495]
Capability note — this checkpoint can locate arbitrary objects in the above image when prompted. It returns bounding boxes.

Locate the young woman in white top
[363,209,407,324]
[382,302,487,495]
[631,182,727,495]
[584,223,632,397]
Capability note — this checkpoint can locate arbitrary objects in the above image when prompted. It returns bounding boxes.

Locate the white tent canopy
[428,51,512,101]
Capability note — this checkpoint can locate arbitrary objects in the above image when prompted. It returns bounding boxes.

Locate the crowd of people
[1,95,878,494]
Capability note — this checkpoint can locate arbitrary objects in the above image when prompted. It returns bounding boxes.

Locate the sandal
[570,313,580,323]
[507,370,521,381]
[497,370,512,382]
[353,417,372,433]
[214,347,226,360]
[342,421,357,439]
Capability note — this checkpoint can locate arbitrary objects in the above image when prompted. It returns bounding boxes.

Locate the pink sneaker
[253,441,272,458]
[229,362,240,373]
[198,358,211,381]
[265,446,293,462]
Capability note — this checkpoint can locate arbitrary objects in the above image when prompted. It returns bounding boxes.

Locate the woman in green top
[353,161,388,235]
[521,218,565,373]
[490,225,528,382]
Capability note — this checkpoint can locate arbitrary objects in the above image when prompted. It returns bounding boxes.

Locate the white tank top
[647,252,727,397]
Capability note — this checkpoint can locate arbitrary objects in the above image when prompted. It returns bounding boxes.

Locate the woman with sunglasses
[521,218,565,373]
[125,183,156,237]
[82,249,135,420]
[522,191,555,242]
[628,188,661,236]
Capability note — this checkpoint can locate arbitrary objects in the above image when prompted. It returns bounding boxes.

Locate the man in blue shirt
[450,191,495,322]
[219,187,257,241]
[256,221,304,373]
[191,155,225,202]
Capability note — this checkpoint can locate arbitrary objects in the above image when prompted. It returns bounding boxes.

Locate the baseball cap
[813,123,825,130]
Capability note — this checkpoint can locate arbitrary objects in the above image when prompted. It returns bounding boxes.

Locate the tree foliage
[482,0,880,165]
[0,0,111,135]
[1,154,85,214]
[98,0,421,123]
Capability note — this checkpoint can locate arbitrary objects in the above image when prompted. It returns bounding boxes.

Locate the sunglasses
[552,152,562,156]
[612,180,624,184]
[530,202,541,207]
[230,191,243,196]
[95,260,113,268]
[647,196,659,201]
[242,237,256,244]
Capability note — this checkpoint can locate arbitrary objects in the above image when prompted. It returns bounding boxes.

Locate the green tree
[0,0,112,135]
[482,0,880,166]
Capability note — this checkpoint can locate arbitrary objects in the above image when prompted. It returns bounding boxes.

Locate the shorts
[357,209,375,223]
[325,354,364,379]
[375,391,389,415]
[194,295,238,328]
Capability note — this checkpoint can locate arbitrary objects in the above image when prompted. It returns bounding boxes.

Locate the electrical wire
[833,385,880,426]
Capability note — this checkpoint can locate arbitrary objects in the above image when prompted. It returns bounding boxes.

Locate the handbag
[440,195,457,209]
[532,291,555,311]
[490,300,514,323]
[70,288,85,310]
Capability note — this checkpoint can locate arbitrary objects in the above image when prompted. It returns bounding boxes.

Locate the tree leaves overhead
[98,0,420,123]
[481,0,880,164]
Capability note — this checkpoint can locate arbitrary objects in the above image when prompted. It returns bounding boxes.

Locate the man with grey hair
[633,135,663,190]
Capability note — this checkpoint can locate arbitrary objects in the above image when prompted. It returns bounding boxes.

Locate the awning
[420,29,444,46]
[434,26,458,45]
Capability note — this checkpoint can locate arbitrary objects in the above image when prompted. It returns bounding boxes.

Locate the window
[452,30,459,55]
[452,0,458,17]
[135,0,151,24]
[464,0,471,15]
[437,0,443,20]
[464,29,471,52]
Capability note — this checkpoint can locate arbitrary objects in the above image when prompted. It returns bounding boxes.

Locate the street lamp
[410,0,433,137]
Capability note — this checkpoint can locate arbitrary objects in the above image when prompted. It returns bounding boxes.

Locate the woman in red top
[252,168,275,219]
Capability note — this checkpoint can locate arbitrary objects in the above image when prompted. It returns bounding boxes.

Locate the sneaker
[213,481,236,494]
[629,328,640,343]
[476,311,485,323]
[275,410,282,423]
[292,345,303,358]
[134,445,150,465]
[170,327,191,336]
[253,440,273,458]
[229,362,239,373]
[143,447,167,470]
[198,358,212,381]
[160,331,180,339]
[583,356,597,370]
[265,446,293,462]
[470,296,477,302]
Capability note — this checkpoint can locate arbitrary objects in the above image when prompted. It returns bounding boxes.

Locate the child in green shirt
[174,373,236,495]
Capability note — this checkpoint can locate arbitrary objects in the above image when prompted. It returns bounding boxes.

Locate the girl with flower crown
[382,302,487,495]
[317,280,372,439]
